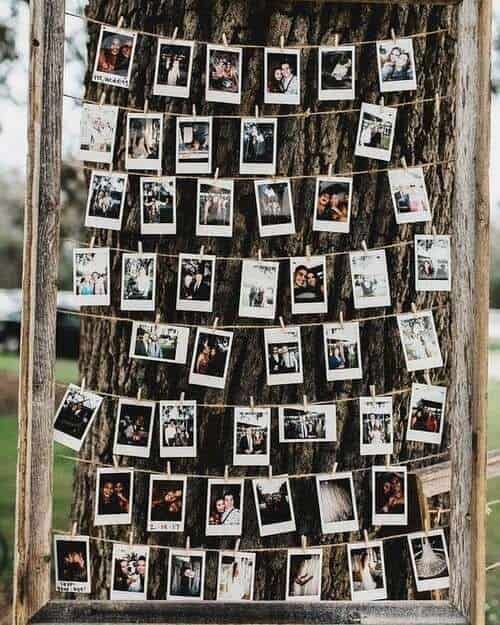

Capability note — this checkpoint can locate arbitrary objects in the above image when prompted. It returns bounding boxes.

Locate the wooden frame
[12,0,491,624]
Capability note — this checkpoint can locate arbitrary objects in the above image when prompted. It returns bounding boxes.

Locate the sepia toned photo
[238,259,279,320]
[125,113,163,171]
[316,472,359,534]
[176,253,216,313]
[415,234,451,291]
[397,311,443,372]
[206,44,242,104]
[286,549,323,601]
[388,166,431,224]
[112,398,155,459]
[196,179,234,238]
[264,48,300,105]
[407,383,447,445]
[73,247,110,306]
[85,171,127,231]
[121,252,156,311]
[318,45,355,100]
[252,477,296,537]
[217,551,255,601]
[92,26,137,89]
[153,39,194,98]
[53,383,103,452]
[189,328,234,389]
[313,176,353,233]
[147,474,186,532]
[290,255,328,315]
[350,250,391,309]
[167,549,206,601]
[355,102,397,162]
[94,467,133,526]
[372,466,407,526]
[110,543,149,600]
[129,321,189,365]
[176,116,213,174]
[264,326,303,386]
[377,38,417,93]
[206,478,244,536]
[159,400,197,459]
[278,405,336,443]
[78,102,118,163]
[233,407,271,466]
[348,541,387,601]
[240,117,277,175]
[359,396,394,456]
[140,176,176,235]
[254,179,295,237]
[54,535,91,594]
[407,529,450,592]
[323,321,363,382]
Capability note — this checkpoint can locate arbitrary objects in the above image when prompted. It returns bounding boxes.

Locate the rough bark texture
[71,0,458,603]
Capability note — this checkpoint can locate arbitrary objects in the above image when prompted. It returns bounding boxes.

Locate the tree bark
[72,0,457,602]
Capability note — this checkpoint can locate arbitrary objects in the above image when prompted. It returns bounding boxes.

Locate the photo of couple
[93,26,137,88]
[113,399,154,458]
[121,253,156,311]
[130,322,189,365]
[54,536,91,593]
[415,234,451,291]
[240,118,277,174]
[290,256,327,314]
[125,113,163,170]
[148,476,186,532]
[234,408,270,466]
[360,397,393,456]
[85,171,127,230]
[355,102,396,162]
[265,327,304,386]
[377,38,417,92]
[110,544,149,600]
[140,177,176,234]
[313,177,352,233]
[350,250,391,309]
[388,167,431,224]
[407,383,446,445]
[189,329,233,389]
[154,40,194,98]
[53,383,103,452]
[206,480,244,536]
[397,311,443,372]
[94,468,133,525]
[206,45,242,103]
[159,401,196,458]
[319,46,355,100]
[239,259,279,319]
[323,322,363,381]
[177,254,215,312]
[265,49,300,105]
[373,467,407,526]
[167,551,205,600]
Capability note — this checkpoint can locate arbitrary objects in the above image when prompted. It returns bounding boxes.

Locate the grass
[0,352,78,384]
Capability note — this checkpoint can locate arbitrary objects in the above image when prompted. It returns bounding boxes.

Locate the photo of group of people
[252,477,296,536]
[407,529,450,592]
[359,397,394,456]
[323,321,363,381]
[154,39,194,98]
[176,253,215,312]
[372,466,407,526]
[388,166,431,224]
[85,171,127,231]
[159,401,197,458]
[278,405,336,443]
[176,117,213,174]
[53,383,103,451]
[407,383,446,445]
[377,38,417,92]
[290,256,328,314]
[415,234,451,291]
[313,177,353,233]
[147,475,186,532]
[73,248,110,306]
[355,102,397,162]
[264,327,303,386]
[54,535,91,594]
[217,552,255,601]
[254,179,295,236]
[286,550,323,601]
[206,44,242,103]
[350,250,391,309]
[233,407,271,466]
[397,311,443,372]
[189,328,234,389]
[319,46,355,100]
[140,177,176,235]
[130,321,190,365]
[93,26,137,88]
[125,113,163,170]
[167,550,205,600]
[238,259,279,319]
[348,541,387,601]
[113,399,155,458]
[94,467,133,526]
[206,479,244,536]
[240,118,277,175]
[264,49,300,105]
[121,253,156,311]
[316,473,359,534]
[196,179,234,237]
[79,103,118,163]
[110,543,149,600]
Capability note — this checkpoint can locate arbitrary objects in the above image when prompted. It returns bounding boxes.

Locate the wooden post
[450,0,491,623]
[12,1,65,624]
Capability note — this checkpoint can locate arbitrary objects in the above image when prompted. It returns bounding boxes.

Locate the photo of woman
[217,552,255,601]
[125,113,163,170]
[360,397,393,456]
[348,542,387,601]
[313,177,353,233]
[148,475,186,532]
[121,253,156,311]
[372,466,407,526]
[189,328,234,389]
[377,38,417,92]
[154,39,194,98]
[407,383,447,445]
[286,550,322,601]
[159,401,197,458]
[85,171,127,231]
[319,46,355,100]
[54,535,91,593]
[94,467,134,526]
[290,256,328,314]
[113,399,155,458]
[92,26,137,88]
[206,479,244,536]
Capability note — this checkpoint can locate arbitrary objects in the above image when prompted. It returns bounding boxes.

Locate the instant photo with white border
[53,383,103,452]
[112,397,155,459]
[407,383,447,445]
[318,45,355,101]
[415,234,451,292]
[196,178,234,238]
[125,112,163,171]
[348,540,387,601]
[159,400,197,459]
[407,529,450,592]
[397,310,443,372]
[78,103,118,163]
[167,549,206,601]
[359,396,394,456]
[92,26,137,89]
[323,322,363,382]
[205,44,243,104]
[372,465,408,526]
[254,178,295,237]
[129,321,190,365]
[264,326,304,386]
[153,38,194,98]
[176,116,213,174]
[350,249,391,309]
[189,327,234,390]
[264,47,301,105]
[205,477,245,537]
[140,176,176,235]
[290,255,328,315]
[233,406,271,466]
[238,259,280,320]
[216,551,256,601]
[316,471,359,534]
[313,176,353,234]
[285,548,323,602]
[110,542,149,601]
[278,404,336,443]
[239,117,277,175]
[388,166,431,225]
[252,477,296,537]
[94,467,134,526]
[84,170,127,231]
[354,102,397,162]
[54,534,91,594]
[377,37,417,93]
[73,247,111,307]
[176,252,216,313]
[121,252,157,312]
[147,474,187,532]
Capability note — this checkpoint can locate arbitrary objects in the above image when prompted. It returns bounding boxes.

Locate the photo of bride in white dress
[348,541,387,601]
[286,549,322,601]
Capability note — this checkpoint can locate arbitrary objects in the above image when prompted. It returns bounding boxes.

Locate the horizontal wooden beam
[281,0,462,5]
[416,450,500,498]
[31,600,467,625]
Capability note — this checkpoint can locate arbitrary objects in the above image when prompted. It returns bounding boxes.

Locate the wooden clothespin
[305,244,312,259]
[172,27,179,41]
[129,528,134,545]
[224,465,230,481]
[213,316,219,329]
[72,520,78,536]
[423,516,430,537]
[390,28,397,43]
[363,529,370,546]
[268,465,273,479]
[166,461,172,476]
[332,462,338,474]
[179,391,185,404]
[113,455,119,467]
[435,93,441,116]
[222,33,229,47]
[255,105,259,118]
[423,370,432,386]
[192,104,197,117]
[303,394,309,410]
[80,377,86,393]
[361,240,368,252]
[138,240,143,255]
[436,507,442,525]
[431,225,437,236]
[379,97,385,114]
[199,245,205,259]
[117,16,125,29]
[257,249,262,261]
[327,163,333,178]
[137,386,143,401]
[234,538,241,553]
[279,316,286,329]
[214,167,219,180]
[249,396,255,413]
[410,302,418,314]
[333,33,340,47]
[185,536,191,550]
[305,107,311,117]
[369,384,376,398]
[401,156,408,170]
[339,311,344,329]
[89,235,96,249]
[280,35,285,49]
[301,535,308,551]
[144,99,149,114]
[99,91,106,106]
[385,454,391,467]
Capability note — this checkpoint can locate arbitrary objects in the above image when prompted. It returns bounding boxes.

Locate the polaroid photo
[290,256,328,315]
[92,26,137,89]
[113,398,155,459]
[206,44,242,104]
[78,103,118,163]
[125,113,163,171]
[286,549,323,602]
[397,311,443,372]
[110,543,149,600]
[233,406,271,466]
[316,472,359,534]
[94,467,133,526]
[217,551,256,601]
[355,102,397,162]
[153,39,194,98]
[278,405,336,443]
[206,478,244,536]
[313,176,353,234]
[372,465,408,526]
[240,117,277,175]
[176,116,213,174]
[264,48,300,105]
[140,176,176,235]
[84,170,127,231]
[415,235,451,292]
[252,477,296,537]
[121,252,156,311]
[196,178,234,238]
[407,529,450,592]
[407,383,447,446]
[350,250,391,309]
[319,45,355,101]
[323,322,363,382]
[159,400,197,458]
[53,383,103,452]
[129,321,189,365]
[73,247,110,307]
[167,549,206,601]
[377,38,417,93]
[348,540,387,601]
[176,253,216,313]
[264,326,303,386]
[238,259,279,320]
[388,166,431,224]
[54,535,91,594]
[254,179,295,237]
[359,396,394,456]
[147,474,187,532]
[189,327,234,389]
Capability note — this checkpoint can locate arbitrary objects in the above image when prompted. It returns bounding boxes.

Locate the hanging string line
[65,91,452,121]
[64,11,450,51]
[52,524,450,554]
[55,449,450,480]
[487,562,500,573]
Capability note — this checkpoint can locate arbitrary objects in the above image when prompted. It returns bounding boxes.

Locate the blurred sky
[0,3,499,220]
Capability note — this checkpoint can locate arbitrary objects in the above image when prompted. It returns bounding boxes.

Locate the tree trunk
[72,0,457,602]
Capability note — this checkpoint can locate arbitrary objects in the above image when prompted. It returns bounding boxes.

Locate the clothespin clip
[435,93,441,116]
[327,163,333,178]
[192,104,197,117]
[436,507,442,525]
[213,316,219,329]
[301,535,308,552]
[410,302,418,314]
[339,311,344,329]
[199,245,205,259]
[305,108,311,117]
[385,454,391,467]
[155,311,161,325]
[369,384,376,398]
[224,465,230,481]
[305,245,312,259]
[172,27,178,41]
[249,396,255,413]
[72,521,78,536]
[303,394,309,410]
[401,156,408,170]
[113,455,119,467]
[214,167,219,180]
[99,91,106,106]
[333,33,340,47]
[166,461,171,476]
[129,528,134,545]
[222,33,229,47]
[423,516,430,537]
[255,105,259,118]
[332,462,338,474]
[179,391,185,404]
[138,240,143,255]
[144,99,149,114]
[423,370,431,386]
[117,16,125,29]
[80,377,86,393]
[268,465,273,479]
[257,249,262,261]
[185,536,191,550]
[361,240,368,252]
[137,386,143,401]
[431,225,437,236]
[390,28,397,43]
[279,316,286,329]
[379,97,385,114]
[89,235,96,249]
[234,538,241,553]
[363,529,370,546]
[280,35,285,49]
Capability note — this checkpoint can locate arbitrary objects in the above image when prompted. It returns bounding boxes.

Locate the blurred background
[0,1,498,623]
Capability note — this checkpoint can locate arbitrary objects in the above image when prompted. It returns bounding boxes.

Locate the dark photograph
[53,383,103,452]
[94,468,133,525]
